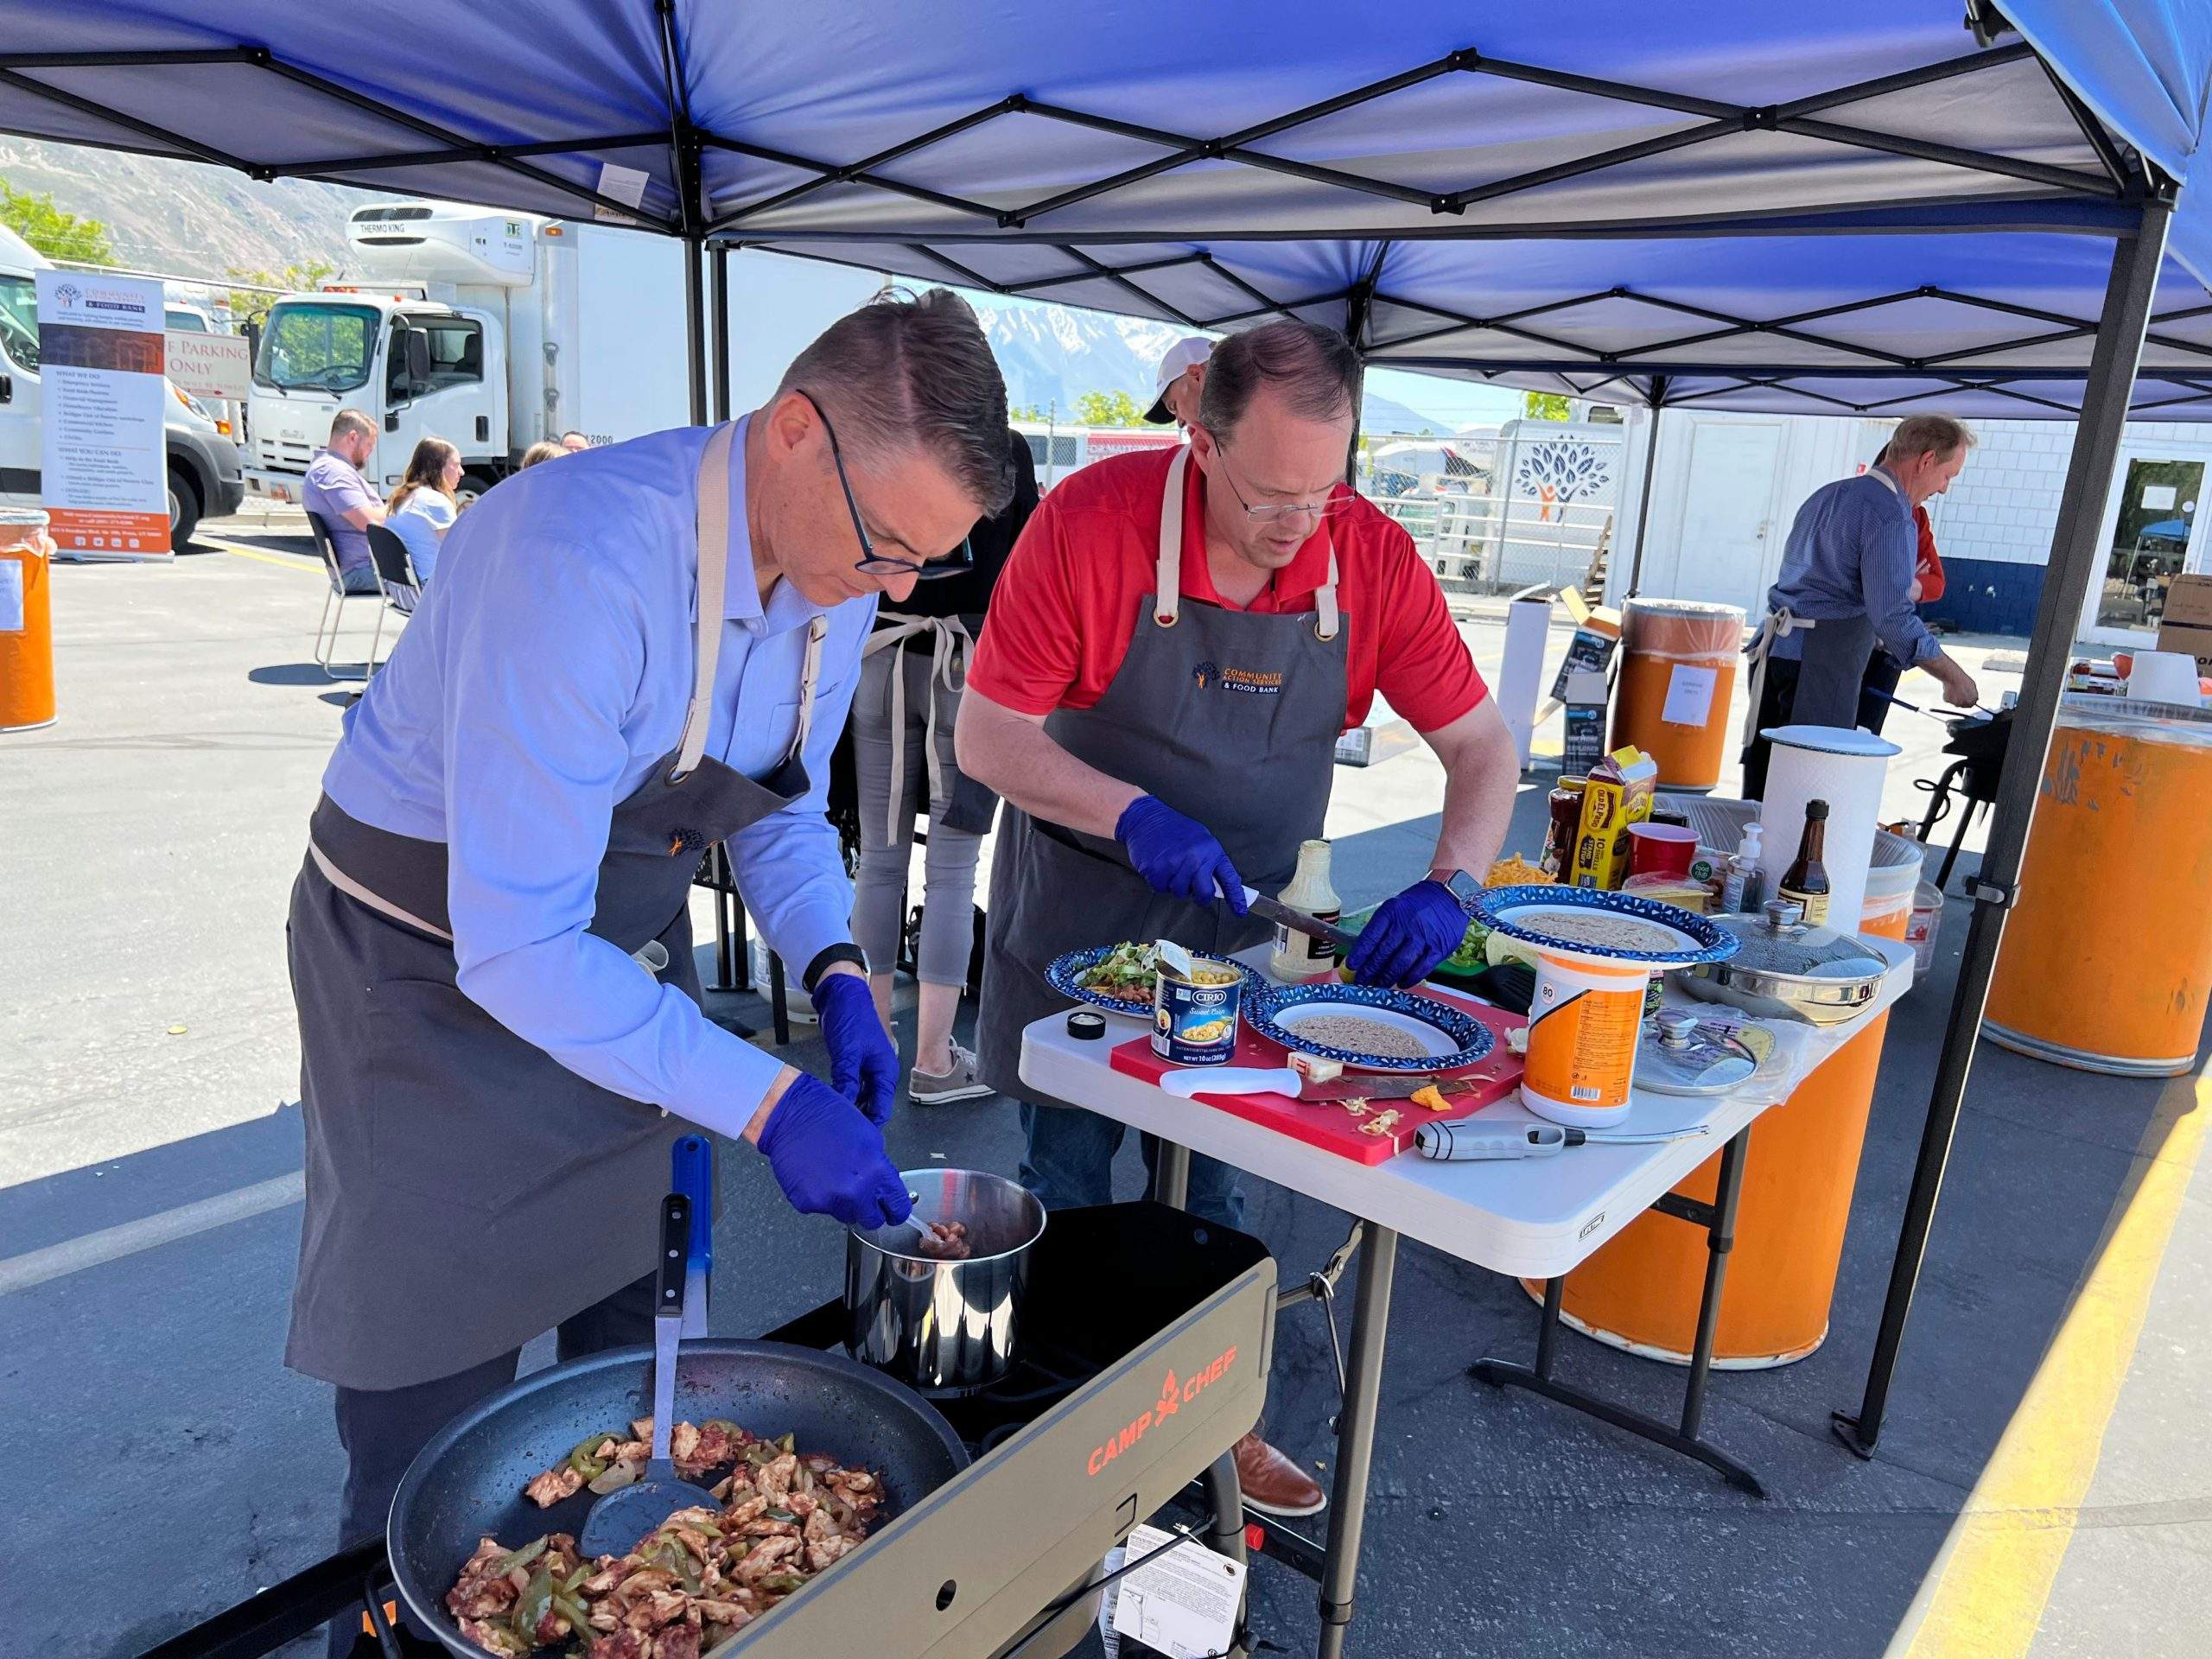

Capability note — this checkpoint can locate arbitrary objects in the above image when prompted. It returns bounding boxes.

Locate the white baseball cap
[1144,336,1215,424]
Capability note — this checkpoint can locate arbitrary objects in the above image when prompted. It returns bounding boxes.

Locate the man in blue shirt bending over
[1743,413,1981,797]
[284,289,1014,1586]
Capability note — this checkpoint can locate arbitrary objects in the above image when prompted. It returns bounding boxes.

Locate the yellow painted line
[1889,1070,2211,1659]
[205,537,319,574]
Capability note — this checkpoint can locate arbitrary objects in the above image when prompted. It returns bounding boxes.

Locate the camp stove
[140,1202,1274,1659]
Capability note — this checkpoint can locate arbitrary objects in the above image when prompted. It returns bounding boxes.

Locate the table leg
[711,889,739,993]
[1317,1220,1396,1659]
[769,952,790,1047]
[1469,1128,1764,1497]
[1151,1141,1192,1211]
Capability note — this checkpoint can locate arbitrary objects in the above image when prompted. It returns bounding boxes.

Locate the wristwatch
[1429,868,1483,912]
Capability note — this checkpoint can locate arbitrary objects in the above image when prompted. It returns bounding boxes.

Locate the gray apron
[286,423,829,1390]
[1743,467,1901,737]
[976,446,1349,1095]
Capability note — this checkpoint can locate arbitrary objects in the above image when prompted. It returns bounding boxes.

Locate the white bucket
[1522,943,1651,1128]
[1906,881,1945,980]
[2126,650,2204,708]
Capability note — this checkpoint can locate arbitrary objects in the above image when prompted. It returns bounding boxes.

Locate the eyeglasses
[1209,438,1349,526]
[798,390,974,582]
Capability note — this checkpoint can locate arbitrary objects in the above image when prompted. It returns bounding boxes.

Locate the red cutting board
[1109,988,1527,1164]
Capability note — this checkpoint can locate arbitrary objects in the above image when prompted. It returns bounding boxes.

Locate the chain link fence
[1364,423,1627,599]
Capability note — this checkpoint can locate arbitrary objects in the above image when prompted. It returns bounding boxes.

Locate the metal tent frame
[0,0,2196,1538]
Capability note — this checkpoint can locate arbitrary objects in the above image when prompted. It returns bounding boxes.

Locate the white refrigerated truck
[245,200,885,503]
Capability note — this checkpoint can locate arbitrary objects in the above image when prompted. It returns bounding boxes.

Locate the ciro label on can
[1152,971,1242,1067]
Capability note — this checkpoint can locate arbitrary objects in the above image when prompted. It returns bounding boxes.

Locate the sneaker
[908,1043,994,1105]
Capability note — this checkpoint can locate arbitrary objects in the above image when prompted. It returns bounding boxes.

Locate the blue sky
[1365,365,1523,429]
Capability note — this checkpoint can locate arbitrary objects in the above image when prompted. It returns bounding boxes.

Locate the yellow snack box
[1570,746,1658,890]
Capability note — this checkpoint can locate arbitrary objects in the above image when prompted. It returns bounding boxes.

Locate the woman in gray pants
[851,429,1038,1103]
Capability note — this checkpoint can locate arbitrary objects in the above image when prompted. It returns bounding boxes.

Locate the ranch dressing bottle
[1270,839,1342,979]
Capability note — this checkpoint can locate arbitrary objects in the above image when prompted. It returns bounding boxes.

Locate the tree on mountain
[0,177,116,264]
[1075,389,1145,427]
[226,260,339,329]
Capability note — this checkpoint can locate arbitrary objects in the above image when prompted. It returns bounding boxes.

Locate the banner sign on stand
[164,331,251,403]
[36,270,170,559]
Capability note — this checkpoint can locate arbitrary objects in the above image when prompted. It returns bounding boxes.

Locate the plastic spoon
[578,1193,718,1556]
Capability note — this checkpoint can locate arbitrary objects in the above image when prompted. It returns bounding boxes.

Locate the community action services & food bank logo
[1192,661,1281,696]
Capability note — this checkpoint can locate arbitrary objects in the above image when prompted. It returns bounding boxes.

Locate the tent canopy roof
[3,1,2207,417]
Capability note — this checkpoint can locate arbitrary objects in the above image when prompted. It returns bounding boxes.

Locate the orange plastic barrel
[1985,697,2212,1076]
[0,508,55,733]
[1611,598,1745,791]
[1526,851,1914,1366]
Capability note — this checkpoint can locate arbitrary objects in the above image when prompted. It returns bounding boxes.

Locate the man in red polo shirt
[957,320,1519,1515]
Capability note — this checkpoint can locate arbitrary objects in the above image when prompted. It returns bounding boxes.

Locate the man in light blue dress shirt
[1743,413,1981,796]
[284,290,1014,1582]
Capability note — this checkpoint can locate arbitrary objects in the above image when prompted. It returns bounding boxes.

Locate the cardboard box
[2155,619,2212,677]
[2162,574,2212,629]
[1560,671,1610,779]
[1548,607,1623,703]
[1571,745,1658,890]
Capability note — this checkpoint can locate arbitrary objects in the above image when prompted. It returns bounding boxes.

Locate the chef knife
[1239,886,1361,955]
[1158,1066,1491,1101]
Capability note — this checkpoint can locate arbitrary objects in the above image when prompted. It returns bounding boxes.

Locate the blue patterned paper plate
[1469,884,1738,968]
[1045,944,1265,1017]
[1243,982,1495,1074]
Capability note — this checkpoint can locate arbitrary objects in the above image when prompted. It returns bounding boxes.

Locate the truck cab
[245,289,503,504]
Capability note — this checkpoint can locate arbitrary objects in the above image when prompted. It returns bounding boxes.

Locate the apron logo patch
[667,828,709,856]
[1217,666,1283,696]
[1193,660,1217,690]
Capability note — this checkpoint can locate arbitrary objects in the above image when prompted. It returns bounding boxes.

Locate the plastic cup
[1626,821,1698,880]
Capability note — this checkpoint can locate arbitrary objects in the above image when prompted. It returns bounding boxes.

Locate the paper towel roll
[1756,724,1899,931]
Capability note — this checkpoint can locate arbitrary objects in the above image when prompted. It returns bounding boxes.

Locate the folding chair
[364,524,422,674]
[307,512,377,681]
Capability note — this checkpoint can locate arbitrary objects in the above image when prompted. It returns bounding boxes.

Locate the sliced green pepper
[490,1537,549,1579]
[758,1573,806,1594]
[552,1592,593,1634]
[775,1432,796,1453]
[510,1566,554,1643]
[559,1563,590,1593]
[764,1508,798,1523]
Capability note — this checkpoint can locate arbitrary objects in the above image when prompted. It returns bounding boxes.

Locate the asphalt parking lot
[3,518,2208,1659]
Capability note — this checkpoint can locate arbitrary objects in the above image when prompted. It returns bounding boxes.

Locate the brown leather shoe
[1233,1431,1326,1517]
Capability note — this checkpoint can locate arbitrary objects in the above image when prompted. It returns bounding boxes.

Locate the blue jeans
[1019,1100,1244,1231]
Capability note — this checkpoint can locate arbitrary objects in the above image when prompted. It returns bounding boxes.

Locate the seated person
[385,438,463,588]
[302,409,385,594]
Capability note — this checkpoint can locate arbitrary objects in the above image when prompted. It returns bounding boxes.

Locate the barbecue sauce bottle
[1778,799,1832,926]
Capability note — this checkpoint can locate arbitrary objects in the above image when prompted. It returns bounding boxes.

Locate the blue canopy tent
[4,2,2209,1645]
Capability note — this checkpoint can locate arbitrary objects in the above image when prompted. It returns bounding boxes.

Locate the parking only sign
[164,331,251,402]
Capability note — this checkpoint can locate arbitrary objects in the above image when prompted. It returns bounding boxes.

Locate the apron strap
[1741,606,1813,749]
[863,613,971,842]
[1154,446,1188,627]
[672,423,737,783]
[308,837,454,943]
[1314,543,1340,642]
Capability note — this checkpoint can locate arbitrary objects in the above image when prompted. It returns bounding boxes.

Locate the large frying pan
[388,1338,969,1657]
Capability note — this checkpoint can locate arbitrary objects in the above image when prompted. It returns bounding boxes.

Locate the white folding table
[1020,938,1912,1659]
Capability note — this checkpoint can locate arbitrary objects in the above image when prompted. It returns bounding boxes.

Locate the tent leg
[711,245,732,423]
[1832,192,2174,1459]
[1623,375,1669,599]
[684,235,709,427]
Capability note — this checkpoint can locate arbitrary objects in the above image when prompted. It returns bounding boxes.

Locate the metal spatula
[578,1192,718,1557]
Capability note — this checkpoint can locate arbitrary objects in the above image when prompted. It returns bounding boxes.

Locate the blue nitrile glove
[757,1073,914,1230]
[810,969,899,1128]
[1115,795,1249,912]
[1345,880,1471,989]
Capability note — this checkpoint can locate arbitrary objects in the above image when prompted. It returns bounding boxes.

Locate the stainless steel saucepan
[845,1167,1046,1394]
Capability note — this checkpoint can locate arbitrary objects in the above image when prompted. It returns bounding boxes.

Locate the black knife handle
[655,1193,690,1319]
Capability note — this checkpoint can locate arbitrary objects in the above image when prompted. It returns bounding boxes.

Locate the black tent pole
[683,238,709,426]
[1624,373,1669,597]
[1833,188,2173,1458]
[710,245,731,423]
